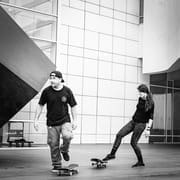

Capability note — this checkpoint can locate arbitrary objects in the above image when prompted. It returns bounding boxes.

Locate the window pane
[33,39,56,63]
[2,5,57,41]
[0,0,58,14]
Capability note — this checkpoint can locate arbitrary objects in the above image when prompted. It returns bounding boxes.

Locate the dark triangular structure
[0,6,56,127]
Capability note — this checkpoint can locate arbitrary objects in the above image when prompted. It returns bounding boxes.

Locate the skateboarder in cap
[34,70,78,172]
[103,84,154,168]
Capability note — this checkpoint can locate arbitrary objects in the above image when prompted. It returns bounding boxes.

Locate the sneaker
[51,165,62,173]
[131,162,145,168]
[102,153,115,161]
[61,151,70,161]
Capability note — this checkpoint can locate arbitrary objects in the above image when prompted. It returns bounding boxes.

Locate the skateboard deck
[91,158,107,168]
[56,163,79,176]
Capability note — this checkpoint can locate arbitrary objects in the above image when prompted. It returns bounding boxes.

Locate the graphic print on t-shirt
[61,96,67,103]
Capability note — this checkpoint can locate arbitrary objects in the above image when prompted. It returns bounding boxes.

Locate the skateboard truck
[56,164,79,176]
[91,158,107,168]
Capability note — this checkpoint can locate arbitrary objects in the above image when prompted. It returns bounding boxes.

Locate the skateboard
[56,163,79,176]
[91,158,107,168]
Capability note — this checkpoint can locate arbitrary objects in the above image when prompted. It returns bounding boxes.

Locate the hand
[145,129,150,137]
[72,121,77,130]
[34,121,39,131]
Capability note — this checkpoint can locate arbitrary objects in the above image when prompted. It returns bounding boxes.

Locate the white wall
[56,0,149,144]
[143,0,180,73]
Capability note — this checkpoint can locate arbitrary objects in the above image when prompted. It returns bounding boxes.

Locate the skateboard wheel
[74,170,78,174]
[57,170,63,175]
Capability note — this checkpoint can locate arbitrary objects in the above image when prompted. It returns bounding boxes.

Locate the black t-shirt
[39,85,77,126]
[132,97,154,123]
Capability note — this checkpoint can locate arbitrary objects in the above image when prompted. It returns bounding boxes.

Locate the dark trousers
[111,120,146,162]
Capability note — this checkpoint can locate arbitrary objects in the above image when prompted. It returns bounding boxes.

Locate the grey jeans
[112,120,146,162]
[47,122,73,167]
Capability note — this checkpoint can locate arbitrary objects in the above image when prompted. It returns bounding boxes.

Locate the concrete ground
[0,144,180,180]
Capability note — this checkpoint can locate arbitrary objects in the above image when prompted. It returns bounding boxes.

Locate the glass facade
[150,76,180,143]
[0,0,57,63]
